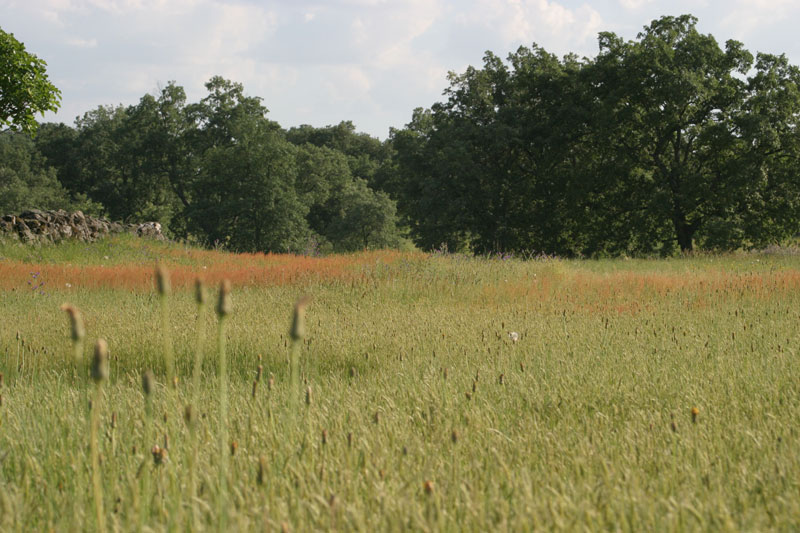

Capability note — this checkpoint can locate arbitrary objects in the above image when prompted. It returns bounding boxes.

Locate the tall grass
[1,237,800,530]
[89,339,109,533]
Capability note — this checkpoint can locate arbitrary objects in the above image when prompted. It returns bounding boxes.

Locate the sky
[3,0,800,139]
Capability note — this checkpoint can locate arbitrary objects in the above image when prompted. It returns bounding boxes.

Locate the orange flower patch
[0,250,421,291]
[479,269,800,316]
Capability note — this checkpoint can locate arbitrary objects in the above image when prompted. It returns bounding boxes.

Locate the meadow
[1,234,799,531]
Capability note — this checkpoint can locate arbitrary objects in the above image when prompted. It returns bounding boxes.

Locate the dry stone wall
[0,209,164,244]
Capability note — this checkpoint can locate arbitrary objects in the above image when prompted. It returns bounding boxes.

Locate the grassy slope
[1,235,799,531]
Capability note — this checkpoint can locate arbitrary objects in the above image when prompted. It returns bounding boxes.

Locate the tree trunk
[673,214,698,252]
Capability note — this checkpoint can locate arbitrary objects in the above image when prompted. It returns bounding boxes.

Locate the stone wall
[0,209,164,244]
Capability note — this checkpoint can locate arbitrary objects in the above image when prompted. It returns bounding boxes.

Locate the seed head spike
[60,304,86,342]
[290,296,312,341]
[195,278,206,305]
[91,339,109,383]
[216,280,232,317]
[142,370,155,396]
[155,264,171,296]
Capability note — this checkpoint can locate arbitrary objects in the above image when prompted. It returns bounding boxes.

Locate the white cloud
[720,0,797,38]
[323,66,373,101]
[456,0,604,57]
[3,0,799,137]
[66,37,97,48]
[618,0,653,8]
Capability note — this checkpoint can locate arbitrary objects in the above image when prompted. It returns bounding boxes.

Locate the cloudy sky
[3,0,799,139]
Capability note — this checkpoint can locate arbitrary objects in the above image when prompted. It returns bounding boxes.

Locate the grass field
[1,234,799,531]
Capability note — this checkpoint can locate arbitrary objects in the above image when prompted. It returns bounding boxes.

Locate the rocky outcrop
[0,209,165,244]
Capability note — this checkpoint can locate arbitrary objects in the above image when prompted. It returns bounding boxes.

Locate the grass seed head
[155,264,171,296]
[290,296,311,341]
[216,280,232,317]
[194,278,206,305]
[257,456,267,486]
[142,370,155,397]
[151,445,167,465]
[60,304,86,343]
[91,339,109,383]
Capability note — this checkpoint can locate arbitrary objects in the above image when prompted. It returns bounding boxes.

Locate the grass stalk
[216,280,231,531]
[90,339,109,533]
[289,296,310,423]
[188,279,207,529]
[61,304,86,379]
[140,370,155,531]
[155,265,175,386]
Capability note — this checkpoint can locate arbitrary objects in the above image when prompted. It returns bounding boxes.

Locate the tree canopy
[0,28,61,135]
[32,77,403,253]
[390,15,800,255]
[5,15,800,256]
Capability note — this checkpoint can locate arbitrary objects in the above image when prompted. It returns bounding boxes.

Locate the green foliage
[0,28,61,135]
[286,121,394,190]
[0,131,101,214]
[391,14,800,255]
[31,78,402,253]
[324,178,402,251]
[16,13,799,257]
[185,77,312,252]
[294,143,402,252]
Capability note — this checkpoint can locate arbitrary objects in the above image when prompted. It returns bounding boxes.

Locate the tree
[730,53,800,248]
[325,178,402,251]
[37,84,192,233]
[0,28,61,135]
[589,15,755,252]
[0,131,100,214]
[186,77,311,252]
[392,14,800,255]
[392,49,591,254]
[286,121,394,191]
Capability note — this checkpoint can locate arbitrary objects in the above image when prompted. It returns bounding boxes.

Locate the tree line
[3,15,800,255]
[3,76,402,253]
